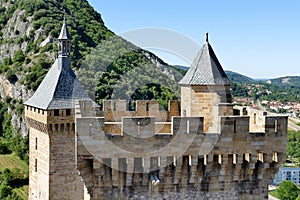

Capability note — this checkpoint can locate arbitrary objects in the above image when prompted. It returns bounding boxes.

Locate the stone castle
[24,20,288,199]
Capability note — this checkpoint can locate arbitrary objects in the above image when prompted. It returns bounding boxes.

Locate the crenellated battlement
[97,100,180,122]
[24,24,289,200]
[75,101,287,157]
[220,115,287,135]
[76,100,287,136]
[75,100,288,199]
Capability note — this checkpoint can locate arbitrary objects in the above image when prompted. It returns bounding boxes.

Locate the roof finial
[63,9,66,23]
[206,32,209,42]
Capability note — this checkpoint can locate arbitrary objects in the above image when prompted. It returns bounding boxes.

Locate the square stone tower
[179,33,233,132]
[24,19,92,200]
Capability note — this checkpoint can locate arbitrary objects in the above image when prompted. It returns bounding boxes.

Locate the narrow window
[233,154,237,165]
[218,154,222,164]
[275,120,278,133]
[66,123,70,131]
[244,153,250,162]
[35,159,38,172]
[61,124,64,132]
[173,155,177,166]
[82,102,86,111]
[137,121,141,135]
[187,120,190,134]
[233,120,237,133]
[35,138,38,150]
[146,102,149,111]
[72,123,75,132]
[253,113,257,125]
[158,156,161,167]
[272,152,278,162]
[66,109,71,116]
[113,102,116,111]
[54,109,59,116]
[258,153,264,162]
[55,124,59,131]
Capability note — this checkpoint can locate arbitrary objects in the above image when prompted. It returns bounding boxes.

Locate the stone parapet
[75,100,288,200]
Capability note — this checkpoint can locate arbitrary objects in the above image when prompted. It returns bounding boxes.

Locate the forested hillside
[176,67,300,105]
[0,0,182,104]
[268,76,300,87]
[0,0,184,199]
[225,70,255,83]
[0,0,184,139]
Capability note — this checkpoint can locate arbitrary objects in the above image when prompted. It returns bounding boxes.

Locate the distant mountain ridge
[267,76,300,87]
[173,65,189,71]
[173,65,256,83]
[173,65,300,87]
[224,70,255,83]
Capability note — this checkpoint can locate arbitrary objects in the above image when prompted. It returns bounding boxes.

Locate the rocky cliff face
[0,2,37,136]
[0,0,183,136]
[0,74,30,136]
[143,51,180,81]
[0,8,29,60]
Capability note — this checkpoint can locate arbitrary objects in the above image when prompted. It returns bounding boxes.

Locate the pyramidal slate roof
[58,18,70,40]
[24,57,92,110]
[24,21,93,110]
[179,34,230,86]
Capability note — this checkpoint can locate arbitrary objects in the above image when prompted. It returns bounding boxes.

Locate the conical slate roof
[179,34,230,85]
[24,57,92,110]
[58,19,70,40]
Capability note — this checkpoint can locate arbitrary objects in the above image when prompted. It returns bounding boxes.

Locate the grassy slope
[14,185,29,200]
[0,153,29,200]
[0,153,28,172]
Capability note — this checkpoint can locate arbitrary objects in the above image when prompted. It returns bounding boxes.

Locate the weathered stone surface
[24,25,288,200]
[74,100,287,200]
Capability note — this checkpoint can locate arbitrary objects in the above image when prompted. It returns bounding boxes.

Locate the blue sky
[87,0,300,78]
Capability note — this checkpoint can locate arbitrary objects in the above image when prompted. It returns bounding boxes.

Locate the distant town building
[273,167,300,186]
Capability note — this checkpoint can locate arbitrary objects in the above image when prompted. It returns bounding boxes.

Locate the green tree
[5,69,18,83]
[0,138,11,154]
[276,181,300,200]
[12,50,25,63]
[0,182,12,200]
[286,131,300,160]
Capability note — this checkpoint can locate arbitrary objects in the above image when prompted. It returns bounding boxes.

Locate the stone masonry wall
[28,127,50,200]
[180,85,232,132]
[25,107,85,200]
[75,100,287,200]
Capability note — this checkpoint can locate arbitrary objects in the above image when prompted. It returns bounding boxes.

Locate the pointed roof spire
[206,32,209,42]
[58,17,70,40]
[24,16,95,110]
[179,33,230,85]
